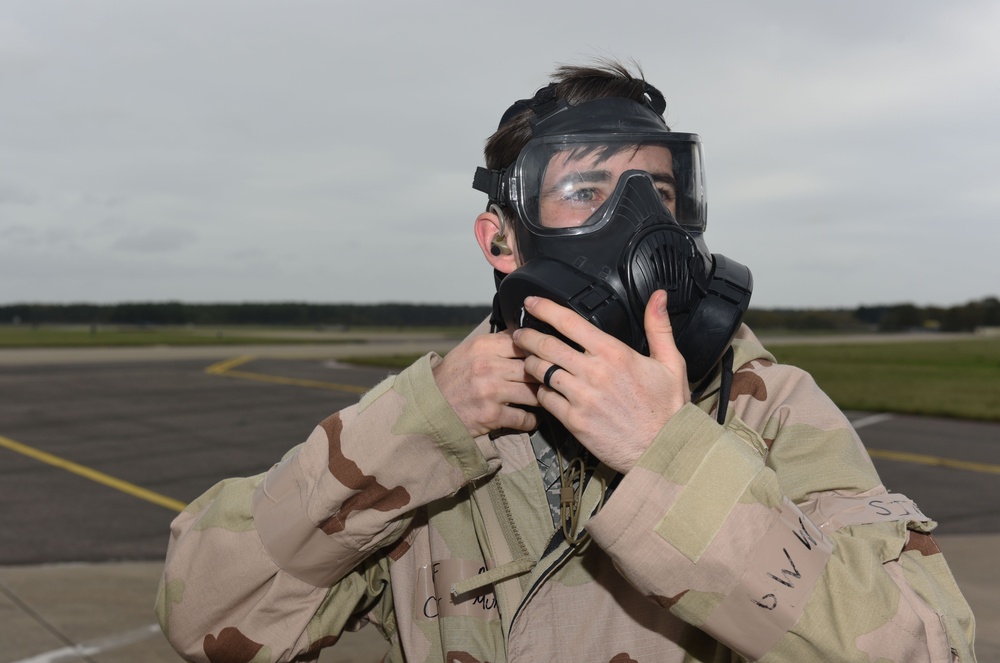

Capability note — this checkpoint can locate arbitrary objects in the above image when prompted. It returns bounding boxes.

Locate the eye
[564,187,600,203]
[657,186,677,204]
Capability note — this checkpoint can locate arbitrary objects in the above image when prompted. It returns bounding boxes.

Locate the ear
[474,210,519,274]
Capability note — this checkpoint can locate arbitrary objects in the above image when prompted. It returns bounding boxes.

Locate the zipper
[507,460,621,635]
[509,528,572,629]
[489,478,530,564]
[477,470,537,639]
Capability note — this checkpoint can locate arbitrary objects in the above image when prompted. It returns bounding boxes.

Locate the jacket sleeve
[586,360,976,662]
[156,353,501,663]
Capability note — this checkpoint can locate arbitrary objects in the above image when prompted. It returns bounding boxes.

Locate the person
[157,60,977,662]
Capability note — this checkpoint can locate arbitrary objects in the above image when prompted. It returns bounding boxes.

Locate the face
[537,144,676,229]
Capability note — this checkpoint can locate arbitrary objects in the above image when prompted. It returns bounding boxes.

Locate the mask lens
[539,146,656,228]
[512,134,706,234]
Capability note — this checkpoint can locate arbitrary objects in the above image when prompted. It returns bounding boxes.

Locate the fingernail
[524,296,537,308]
[658,291,668,314]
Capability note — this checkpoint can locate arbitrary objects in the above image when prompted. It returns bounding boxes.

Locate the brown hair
[483,59,664,171]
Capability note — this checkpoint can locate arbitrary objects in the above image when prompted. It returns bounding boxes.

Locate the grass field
[769,338,1000,422]
[0,325,372,348]
[345,337,1000,422]
[0,324,476,348]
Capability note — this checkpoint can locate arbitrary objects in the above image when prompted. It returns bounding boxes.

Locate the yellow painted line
[205,354,256,374]
[868,448,1000,475]
[206,356,369,394]
[218,369,369,394]
[0,434,187,512]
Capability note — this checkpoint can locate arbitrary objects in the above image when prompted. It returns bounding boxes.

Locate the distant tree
[110,301,188,325]
[854,305,887,326]
[941,297,1000,331]
[2,297,997,331]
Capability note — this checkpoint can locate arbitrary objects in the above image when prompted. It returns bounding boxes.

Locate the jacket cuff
[589,403,773,564]
[394,352,500,479]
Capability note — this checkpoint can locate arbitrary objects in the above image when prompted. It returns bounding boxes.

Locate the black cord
[715,346,735,425]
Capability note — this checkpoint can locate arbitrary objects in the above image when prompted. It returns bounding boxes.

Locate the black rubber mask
[475,96,753,385]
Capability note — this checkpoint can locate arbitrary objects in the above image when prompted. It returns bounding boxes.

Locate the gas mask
[474,94,753,385]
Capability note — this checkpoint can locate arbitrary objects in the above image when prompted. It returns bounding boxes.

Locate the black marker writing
[767,548,802,588]
[424,596,440,619]
[792,516,819,550]
[753,593,778,610]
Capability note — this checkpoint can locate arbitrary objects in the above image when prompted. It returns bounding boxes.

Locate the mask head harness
[473,84,753,386]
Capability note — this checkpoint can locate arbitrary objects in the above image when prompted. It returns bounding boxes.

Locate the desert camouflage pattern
[157,324,977,662]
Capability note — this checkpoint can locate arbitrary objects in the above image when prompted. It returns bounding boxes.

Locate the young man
[158,61,976,662]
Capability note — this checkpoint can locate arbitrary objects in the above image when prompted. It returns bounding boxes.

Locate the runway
[0,346,997,661]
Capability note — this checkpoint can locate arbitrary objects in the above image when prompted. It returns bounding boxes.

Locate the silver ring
[543,364,562,389]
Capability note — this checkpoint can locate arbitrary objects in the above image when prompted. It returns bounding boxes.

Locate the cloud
[111,226,198,253]
[0,16,44,77]
[723,172,836,206]
[1,224,39,247]
[0,182,38,205]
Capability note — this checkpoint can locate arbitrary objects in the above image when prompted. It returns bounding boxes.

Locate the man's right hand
[432,331,540,437]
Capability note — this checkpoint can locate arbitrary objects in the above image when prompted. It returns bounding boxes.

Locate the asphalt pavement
[0,342,996,662]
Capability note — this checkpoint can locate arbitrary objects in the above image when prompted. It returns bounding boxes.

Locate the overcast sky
[1,1,997,309]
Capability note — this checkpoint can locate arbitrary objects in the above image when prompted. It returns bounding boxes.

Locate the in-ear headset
[490,238,511,256]
[489,204,513,256]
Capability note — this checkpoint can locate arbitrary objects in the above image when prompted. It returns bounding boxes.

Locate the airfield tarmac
[0,339,997,662]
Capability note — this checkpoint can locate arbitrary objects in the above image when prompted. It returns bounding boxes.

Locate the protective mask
[474,96,753,385]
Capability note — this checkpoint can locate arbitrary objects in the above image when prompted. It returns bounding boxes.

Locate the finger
[522,353,575,390]
[534,378,571,422]
[522,296,613,354]
[523,357,577,421]
[542,363,562,390]
[496,404,538,432]
[495,356,540,384]
[513,326,585,375]
[496,380,541,408]
[490,330,532,358]
[644,290,685,369]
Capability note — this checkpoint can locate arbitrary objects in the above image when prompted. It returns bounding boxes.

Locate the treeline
[742,296,999,333]
[2,296,998,332]
[0,302,493,328]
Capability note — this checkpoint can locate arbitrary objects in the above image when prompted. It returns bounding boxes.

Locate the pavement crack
[0,578,100,663]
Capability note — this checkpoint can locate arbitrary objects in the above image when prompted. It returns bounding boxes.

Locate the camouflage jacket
[157,325,977,662]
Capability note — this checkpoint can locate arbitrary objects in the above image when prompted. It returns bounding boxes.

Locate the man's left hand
[512,290,691,474]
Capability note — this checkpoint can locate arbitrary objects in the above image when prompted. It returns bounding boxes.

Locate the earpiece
[488,204,513,256]
[490,237,512,256]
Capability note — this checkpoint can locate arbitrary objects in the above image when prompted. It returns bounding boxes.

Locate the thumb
[644,290,685,367]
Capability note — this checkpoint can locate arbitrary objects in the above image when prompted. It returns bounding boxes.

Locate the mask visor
[510,133,706,234]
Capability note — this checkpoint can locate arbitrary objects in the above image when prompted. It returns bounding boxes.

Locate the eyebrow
[650,173,678,187]
[544,169,678,195]
[543,169,613,196]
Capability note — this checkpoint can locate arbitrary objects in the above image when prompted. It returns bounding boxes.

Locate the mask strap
[490,270,508,333]
[715,346,735,425]
[642,82,667,115]
[487,207,512,333]
[497,83,558,128]
[498,80,666,129]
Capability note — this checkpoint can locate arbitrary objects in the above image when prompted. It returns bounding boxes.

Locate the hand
[432,331,540,438]
[512,291,690,473]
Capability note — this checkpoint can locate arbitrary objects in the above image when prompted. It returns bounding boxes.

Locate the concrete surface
[0,561,389,662]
